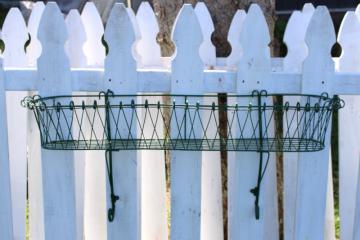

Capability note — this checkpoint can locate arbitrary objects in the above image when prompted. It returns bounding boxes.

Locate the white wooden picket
[81,2,107,240]
[136,2,162,67]
[170,5,203,240]
[2,1,360,240]
[228,4,276,240]
[26,3,45,240]
[37,3,76,239]
[282,4,314,240]
[354,158,360,240]
[104,3,139,239]
[2,7,28,240]
[227,9,246,69]
[325,159,336,240]
[81,2,105,67]
[27,2,44,66]
[0,35,13,240]
[194,2,216,68]
[136,2,168,240]
[65,9,87,240]
[195,3,223,240]
[294,6,335,240]
[338,9,360,240]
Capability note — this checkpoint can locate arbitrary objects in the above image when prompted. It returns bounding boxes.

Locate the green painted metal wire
[21,90,344,153]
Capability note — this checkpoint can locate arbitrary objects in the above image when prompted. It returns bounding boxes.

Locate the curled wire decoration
[22,92,343,153]
[21,95,41,110]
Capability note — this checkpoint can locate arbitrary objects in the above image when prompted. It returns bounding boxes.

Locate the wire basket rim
[21,90,344,153]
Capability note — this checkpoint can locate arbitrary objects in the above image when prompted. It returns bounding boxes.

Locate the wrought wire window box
[22,90,344,221]
[22,90,343,153]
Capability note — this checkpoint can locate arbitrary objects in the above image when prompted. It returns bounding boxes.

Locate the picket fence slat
[135,3,168,240]
[227,9,246,69]
[80,2,107,240]
[37,3,76,239]
[104,3,139,239]
[337,9,360,240]
[65,9,87,240]
[228,4,276,239]
[294,6,335,240]
[81,2,105,67]
[0,50,13,240]
[27,3,45,240]
[136,2,162,68]
[170,5,203,240]
[282,4,314,240]
[194,2,216,68]
[325,159,336,240]
[193,3,224,240]
[3,2,360,240]
[2,7,29,240]
[27,2,44,67]
[354,158,360,240]
[65,10,87,67]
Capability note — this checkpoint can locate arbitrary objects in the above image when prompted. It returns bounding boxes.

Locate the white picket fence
[0,1,360,240]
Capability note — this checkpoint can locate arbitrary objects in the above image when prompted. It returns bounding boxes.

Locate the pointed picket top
[2,8,28,67]
[302,6,335,94]
[65,10,86,67]
[302,3,316,17]
[126,7,142,65]
[237,4,270,93]
[136,1,162,68]
[194,2,216,67]
[172,4,203,50]
[81,2,105,67]
[127,7,141,40]
[171,4,203,94]
[27,1,45,67]
[239,4,270,54]
[338,11,360,72]
[38,3,67,49]
[355,3,360,15]
[37,2,71,95]
[28,1,45,38]
[283,3,314,71]
[304,6,335,64]
[104,3,137,93]
[227,9,246,68]
[283,10,302,49]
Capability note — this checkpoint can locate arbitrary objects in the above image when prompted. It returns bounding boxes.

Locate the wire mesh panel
[22,90,344,153]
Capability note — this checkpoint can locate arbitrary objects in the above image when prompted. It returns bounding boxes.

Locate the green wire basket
[21,90,344,153]
[21,89,344,221]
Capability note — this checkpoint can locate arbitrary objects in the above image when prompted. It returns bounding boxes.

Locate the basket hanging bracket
[250,151,270,219]
[106,149,119,222]
[101,90,119,222]
[250,90,270,220]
